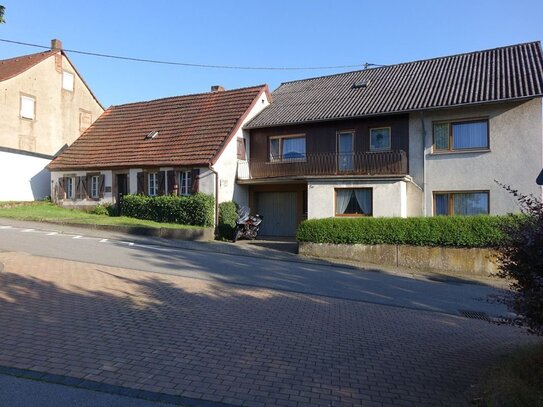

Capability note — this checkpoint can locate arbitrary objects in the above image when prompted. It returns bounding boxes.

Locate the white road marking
[0,226,13,229]
[99,239,108,243]
[21,229,34,233]
[73,235,83,239]
[47,232,58,236]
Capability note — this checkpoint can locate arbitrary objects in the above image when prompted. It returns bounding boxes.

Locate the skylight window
[353,80,368,89]
[145,131,159,140]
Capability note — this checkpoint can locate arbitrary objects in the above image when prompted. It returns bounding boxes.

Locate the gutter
[208,165,220,228]
[420,111,427,215]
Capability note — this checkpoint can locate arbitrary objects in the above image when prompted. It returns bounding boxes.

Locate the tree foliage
[0,5,5,24]
[497,184,543,336]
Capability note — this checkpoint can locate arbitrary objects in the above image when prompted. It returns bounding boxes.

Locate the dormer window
[145,131,159,140]
[62,71,74,91]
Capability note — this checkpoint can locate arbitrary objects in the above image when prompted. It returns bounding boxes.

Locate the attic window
[352,80,368,89]
[145,131,159,140]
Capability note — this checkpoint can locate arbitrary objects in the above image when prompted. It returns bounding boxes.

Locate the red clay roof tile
[0,50,58,82]
[48,85,267,171]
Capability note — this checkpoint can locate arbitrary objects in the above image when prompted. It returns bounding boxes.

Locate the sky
[1,0,543,108]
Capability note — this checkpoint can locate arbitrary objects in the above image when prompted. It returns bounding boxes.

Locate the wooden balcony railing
[237,150,408,180]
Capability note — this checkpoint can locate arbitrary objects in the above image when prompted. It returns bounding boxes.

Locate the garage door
[256,192,298,237]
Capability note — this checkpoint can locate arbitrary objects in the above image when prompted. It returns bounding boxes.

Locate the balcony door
[338,131,354,172]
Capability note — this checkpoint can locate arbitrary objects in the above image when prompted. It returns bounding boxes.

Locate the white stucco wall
[213,89,270,207]
[0,150,51,201]
[307,178,408,219]
[409,98,543,215]
[0,52,103,156]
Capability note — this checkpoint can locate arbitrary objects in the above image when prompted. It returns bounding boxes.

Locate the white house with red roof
[0,39,103,201]
[48,85,271,224]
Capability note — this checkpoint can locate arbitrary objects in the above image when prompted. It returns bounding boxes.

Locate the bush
[497,185,543,336]
[296,215,520,248]
[90,204,110,216]
[120,193,215,227]
[218,201,238,239]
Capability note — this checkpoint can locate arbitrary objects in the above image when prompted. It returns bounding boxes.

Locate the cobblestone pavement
[0,252,539,406]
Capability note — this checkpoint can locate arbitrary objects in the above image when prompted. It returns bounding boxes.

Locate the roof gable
[48,85,267,171]
[246,42,543,128]
[0,49,58,82]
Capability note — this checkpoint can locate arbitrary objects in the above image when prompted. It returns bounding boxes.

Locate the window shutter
[143,173,149,196]
[157,171,166,195]
[237,138,246,160]
[137,172,144,195]
[57,177,65,200]
[81,175,88,198]
[167,170,177,195]
[98,174,106,198]
[74,177,81,200]
[190,168,200,194]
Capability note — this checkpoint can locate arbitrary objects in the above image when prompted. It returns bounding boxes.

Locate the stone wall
[298,242,499,277]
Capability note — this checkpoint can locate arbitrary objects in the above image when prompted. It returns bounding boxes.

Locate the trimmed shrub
[120,193,215,227]
[296,215,520,248]
[218,201,238,239]
[90,204,110,216]
[496,186,543,335]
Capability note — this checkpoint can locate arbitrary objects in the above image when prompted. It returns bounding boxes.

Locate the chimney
[51,39,63,50]
[211,85,225,92]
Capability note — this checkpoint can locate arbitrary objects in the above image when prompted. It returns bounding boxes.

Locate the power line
[0,38,383,71]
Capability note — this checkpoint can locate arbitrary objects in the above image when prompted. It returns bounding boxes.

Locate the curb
[0,365,235,407]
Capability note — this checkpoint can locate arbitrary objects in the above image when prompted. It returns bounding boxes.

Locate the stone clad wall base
[298,242,499,277]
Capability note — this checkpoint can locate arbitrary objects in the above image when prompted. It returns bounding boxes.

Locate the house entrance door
[338,131,354,172]
[116,174,128,204]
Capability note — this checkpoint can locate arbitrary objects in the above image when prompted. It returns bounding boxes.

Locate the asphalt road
[0,220,512,318]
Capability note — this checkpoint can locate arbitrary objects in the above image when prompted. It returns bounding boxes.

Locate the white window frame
[65,177,74,199]
[148,173,158,196]
[20,95,35,120]
[179,171,191,196]
[369,127,391,151]
[62,71,74,91]
[91,175,100,198]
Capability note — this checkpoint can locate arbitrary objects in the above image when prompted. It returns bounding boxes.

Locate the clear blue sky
[1,0,542,107]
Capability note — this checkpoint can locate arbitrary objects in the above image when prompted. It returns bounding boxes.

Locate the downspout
[208,165,220,228]
[419,111,427,216]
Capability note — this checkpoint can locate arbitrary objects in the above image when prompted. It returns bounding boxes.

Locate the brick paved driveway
[0,252,538,406]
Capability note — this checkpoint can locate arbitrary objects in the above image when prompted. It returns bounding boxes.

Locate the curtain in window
[353,189,372,214]
[282,137,306,159]
[453,192,488,215]
[270,139,280,160]
[434,123,449,149]
[434,194,449,215]
[452,122,487,149]
[336,189,352,214]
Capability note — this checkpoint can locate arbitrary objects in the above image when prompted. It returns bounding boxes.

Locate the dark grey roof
[246,42,543,128]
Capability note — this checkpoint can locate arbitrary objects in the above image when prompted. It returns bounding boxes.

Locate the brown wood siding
[249,114,409,170]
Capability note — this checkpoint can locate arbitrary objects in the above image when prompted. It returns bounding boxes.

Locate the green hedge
[218,201,238,239]
[296,215,522,248]
[121,193,214,227]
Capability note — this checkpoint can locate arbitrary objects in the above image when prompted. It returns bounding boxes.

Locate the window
[91,175,100,198]
[433,120,488,151]
[20,95,35,120]
[62,71,74,91]
[270,135,306,161]
[370,127,391,151]
[65,177,74,199]
[434,191,489,216]
[148,172,158,196]
[337,131,354,171]
[335,188,372,216]
[179,171,191,196]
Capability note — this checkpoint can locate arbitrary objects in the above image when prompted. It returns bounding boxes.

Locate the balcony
[237,150,408,180]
